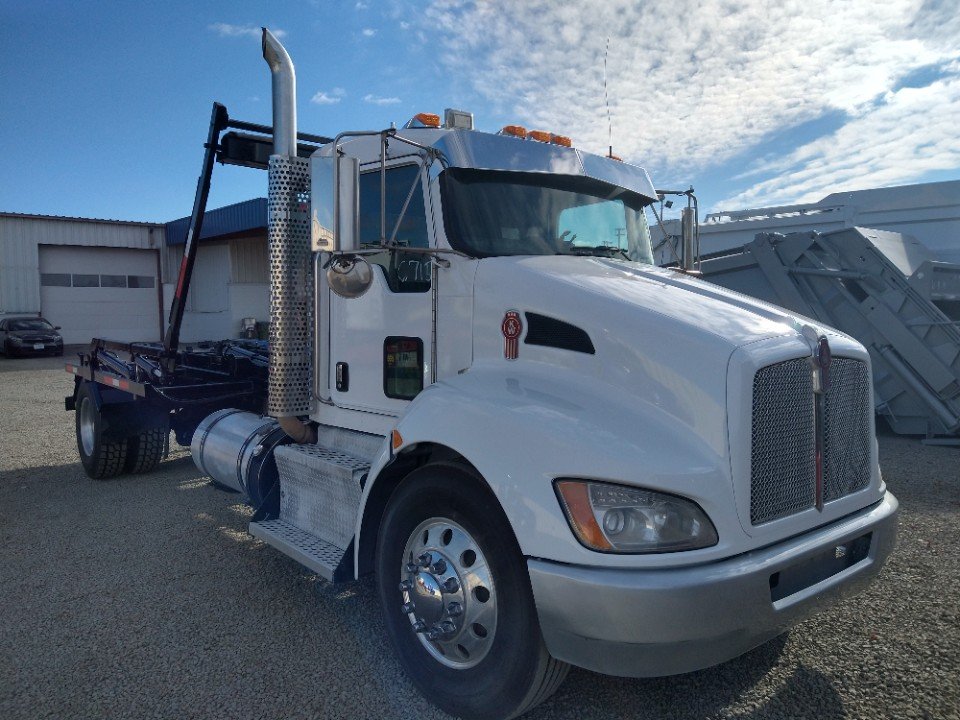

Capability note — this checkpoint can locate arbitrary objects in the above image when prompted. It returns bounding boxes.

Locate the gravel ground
[1,354,958,720]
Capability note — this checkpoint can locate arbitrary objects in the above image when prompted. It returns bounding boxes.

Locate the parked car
[0,317,64,357]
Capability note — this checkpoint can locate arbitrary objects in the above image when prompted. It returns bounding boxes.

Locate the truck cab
[251,47,898,712]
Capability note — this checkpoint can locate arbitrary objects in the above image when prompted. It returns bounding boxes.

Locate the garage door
[39,246,160,344]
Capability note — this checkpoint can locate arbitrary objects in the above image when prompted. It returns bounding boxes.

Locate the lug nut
[430,559,448,575]
[401,602,416,614]
[440,620,457,635]
[405,563,418,573]
[417,553,432,568]
[413,620,427,633]
[426,627,442,641]
[399,580,413,592]
[442,577,460,593]
[447,602,463,617]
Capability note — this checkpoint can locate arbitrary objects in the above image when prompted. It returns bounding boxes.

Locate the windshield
[9,319,54,331]
[440,168,655,264]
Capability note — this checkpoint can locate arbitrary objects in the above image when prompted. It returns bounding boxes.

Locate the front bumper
[528,491,898,677]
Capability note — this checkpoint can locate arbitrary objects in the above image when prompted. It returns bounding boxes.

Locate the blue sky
[2,0,958,224]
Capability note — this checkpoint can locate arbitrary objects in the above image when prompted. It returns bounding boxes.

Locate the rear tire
[75,382,128,479]
[376,463,569,720]
[124,425,168,474]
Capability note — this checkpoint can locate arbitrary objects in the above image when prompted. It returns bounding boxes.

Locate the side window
[358,165,432,293]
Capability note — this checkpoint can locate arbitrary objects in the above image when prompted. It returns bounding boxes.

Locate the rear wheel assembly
[75,382,128,479]
[124,424,168,474]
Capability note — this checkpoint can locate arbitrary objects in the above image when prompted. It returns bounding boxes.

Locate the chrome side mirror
[326,255,373,298]
[311,152,359,253]
[336,154,359,253]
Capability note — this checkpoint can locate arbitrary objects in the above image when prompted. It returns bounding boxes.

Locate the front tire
[376,463,568,720]
[75,382,128,479]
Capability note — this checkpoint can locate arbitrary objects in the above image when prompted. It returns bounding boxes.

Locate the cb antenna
[604,37,614,158]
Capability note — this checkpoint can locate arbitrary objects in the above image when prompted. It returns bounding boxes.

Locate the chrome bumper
[528,491,898,677]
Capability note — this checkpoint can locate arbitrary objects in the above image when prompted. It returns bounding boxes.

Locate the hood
[476,255,809,349]
[471,256,825,460]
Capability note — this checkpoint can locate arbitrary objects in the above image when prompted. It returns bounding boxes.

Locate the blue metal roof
[165,198,266,245]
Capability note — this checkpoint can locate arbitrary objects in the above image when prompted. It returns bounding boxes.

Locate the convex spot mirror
[327,255,373,298]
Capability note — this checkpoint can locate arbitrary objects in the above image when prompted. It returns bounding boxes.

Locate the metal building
[163,198,268,342]
[1,199,269,347]
[653,179,960,265]
[0,213,164,344]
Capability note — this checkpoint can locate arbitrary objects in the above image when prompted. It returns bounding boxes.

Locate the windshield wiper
[568,246,631,261]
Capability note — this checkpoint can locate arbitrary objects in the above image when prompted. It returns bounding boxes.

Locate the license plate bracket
[770,532,872,602]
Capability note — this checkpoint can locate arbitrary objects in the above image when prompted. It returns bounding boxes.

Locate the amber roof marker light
[499,125,528,139]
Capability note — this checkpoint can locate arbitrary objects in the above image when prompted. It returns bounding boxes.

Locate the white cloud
[717,75,960,208]
[362,28,377,37]
[356,1,369,9]
[364,93,401,105]
[311,92,341,105]
[312,88,346,105]
[209,23,286,39]
[423,0,960,205]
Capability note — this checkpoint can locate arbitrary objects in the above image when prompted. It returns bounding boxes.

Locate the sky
[2,0,958,224]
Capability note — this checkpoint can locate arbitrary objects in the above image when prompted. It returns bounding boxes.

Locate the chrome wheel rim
[399,517,497,669]
[79,396,96,456]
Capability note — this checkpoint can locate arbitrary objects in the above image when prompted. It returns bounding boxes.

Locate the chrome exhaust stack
[262,28,296,157]
[262,28,315,443]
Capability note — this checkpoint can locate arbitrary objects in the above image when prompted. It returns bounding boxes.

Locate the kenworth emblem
[813,335,832,394]
[502,311,522,360]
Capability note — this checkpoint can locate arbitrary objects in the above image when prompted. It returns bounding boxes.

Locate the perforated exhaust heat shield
[268,154,313,417]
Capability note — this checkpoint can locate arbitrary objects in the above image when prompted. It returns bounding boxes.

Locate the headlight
[9,337,23,345]
[555,480,718,553]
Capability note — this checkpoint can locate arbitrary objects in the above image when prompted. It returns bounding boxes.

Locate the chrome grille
[823,358,872,501]
[750,356,871,525]
[750,359,816,525]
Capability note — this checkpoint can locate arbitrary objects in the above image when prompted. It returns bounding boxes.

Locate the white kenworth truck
[67,29,898,719]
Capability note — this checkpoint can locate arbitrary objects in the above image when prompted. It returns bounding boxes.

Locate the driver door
[325,163,434,417]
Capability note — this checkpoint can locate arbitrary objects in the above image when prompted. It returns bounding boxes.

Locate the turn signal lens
[500,125,527,138]
[555,480,718,553]
[550,135,572,147]
[413,112,441,128]
[528,130,552,143]
[555,481,612,551]
[392,429,404,449]
[608,152,623,162]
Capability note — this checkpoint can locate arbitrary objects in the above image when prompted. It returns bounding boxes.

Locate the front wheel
[376,463,568,720]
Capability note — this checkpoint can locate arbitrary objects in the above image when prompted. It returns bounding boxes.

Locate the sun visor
[432,130,659,202]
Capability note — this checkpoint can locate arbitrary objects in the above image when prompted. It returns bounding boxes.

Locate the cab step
[248,518,348,581]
